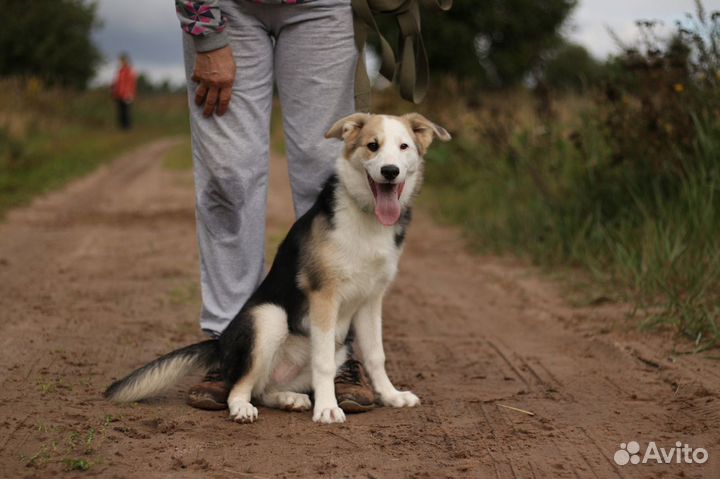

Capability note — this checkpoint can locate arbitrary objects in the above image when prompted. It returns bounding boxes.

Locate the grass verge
[0,79,189,217]
[417,95,719,349]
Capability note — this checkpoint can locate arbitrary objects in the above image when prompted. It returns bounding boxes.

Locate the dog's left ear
[402,113,451,153]
[325,113,371,142]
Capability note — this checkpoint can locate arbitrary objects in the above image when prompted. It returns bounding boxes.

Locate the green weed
[37,377,66,395]
[63,458,91,471]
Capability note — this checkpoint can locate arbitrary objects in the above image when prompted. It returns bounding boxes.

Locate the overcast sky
[92,0,720,86]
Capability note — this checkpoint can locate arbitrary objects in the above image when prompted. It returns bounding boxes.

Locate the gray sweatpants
[183,0,357,335]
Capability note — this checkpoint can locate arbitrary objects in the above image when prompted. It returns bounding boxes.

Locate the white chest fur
[330,189,401,303]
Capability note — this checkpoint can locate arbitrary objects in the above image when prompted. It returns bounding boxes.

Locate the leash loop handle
[352,0,453,112]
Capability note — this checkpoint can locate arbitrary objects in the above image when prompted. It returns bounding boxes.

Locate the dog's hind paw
[229,400,258,423]
[313,406,346,424]
[278,392,312,411]
[380,390,420,408]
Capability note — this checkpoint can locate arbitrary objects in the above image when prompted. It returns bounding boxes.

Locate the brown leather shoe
[335,359,375,413]
[186,369,229,410]
[187,362,375,413]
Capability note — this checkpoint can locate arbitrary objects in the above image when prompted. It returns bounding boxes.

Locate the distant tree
[136,74,181,95]
[136,73,158,94]
[541,42,603,91]
[417,0,576,87]
[0,0,101,88]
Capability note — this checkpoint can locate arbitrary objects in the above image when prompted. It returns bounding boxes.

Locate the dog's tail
[104,340,220,403]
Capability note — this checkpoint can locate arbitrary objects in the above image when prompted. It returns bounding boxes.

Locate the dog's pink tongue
[375,185,401,226]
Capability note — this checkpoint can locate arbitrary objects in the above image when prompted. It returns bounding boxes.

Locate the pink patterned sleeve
[175,1,229,52]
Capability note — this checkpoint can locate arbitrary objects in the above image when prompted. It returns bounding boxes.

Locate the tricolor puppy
[105,113,451,424]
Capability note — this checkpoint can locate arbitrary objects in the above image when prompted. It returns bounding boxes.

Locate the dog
[105,112,451,424]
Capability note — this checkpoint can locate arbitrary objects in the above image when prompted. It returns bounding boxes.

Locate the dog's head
[325,113,451,226]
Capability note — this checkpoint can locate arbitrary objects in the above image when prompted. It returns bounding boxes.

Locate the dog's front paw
[229,400,258,423]
[380,390,420,408]
[313,406,346,424]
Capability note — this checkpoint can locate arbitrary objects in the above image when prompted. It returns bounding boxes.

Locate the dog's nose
[380,165,400,181]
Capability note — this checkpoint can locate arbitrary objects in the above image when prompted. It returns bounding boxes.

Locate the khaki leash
[351,0,452,112]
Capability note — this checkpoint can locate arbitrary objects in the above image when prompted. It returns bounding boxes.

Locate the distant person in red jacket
[111,53,137,130]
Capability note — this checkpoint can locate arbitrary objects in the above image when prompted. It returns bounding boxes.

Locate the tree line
[0,0,609,92]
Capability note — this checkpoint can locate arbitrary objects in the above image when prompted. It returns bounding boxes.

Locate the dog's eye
[400,143,409,150]
[367,142,379,152]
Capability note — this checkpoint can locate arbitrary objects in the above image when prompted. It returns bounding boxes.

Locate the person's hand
[192,45,236,117]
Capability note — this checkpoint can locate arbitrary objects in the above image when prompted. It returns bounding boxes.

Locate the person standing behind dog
[176,0,376,412]
[111,53,137,130]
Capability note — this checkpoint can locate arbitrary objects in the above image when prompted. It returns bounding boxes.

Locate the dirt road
[0,139,718,478]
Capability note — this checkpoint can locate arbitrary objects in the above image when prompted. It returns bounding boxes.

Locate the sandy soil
[0,139,718,478]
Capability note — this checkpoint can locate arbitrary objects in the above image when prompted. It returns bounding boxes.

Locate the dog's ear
[402,113,451,153]
[325,113,371,142]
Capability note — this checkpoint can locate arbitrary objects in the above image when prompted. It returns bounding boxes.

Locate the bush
[541,42,604,92]
[416,0,576,87]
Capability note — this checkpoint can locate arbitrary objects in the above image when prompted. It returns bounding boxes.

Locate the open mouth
[367,174,405,226]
